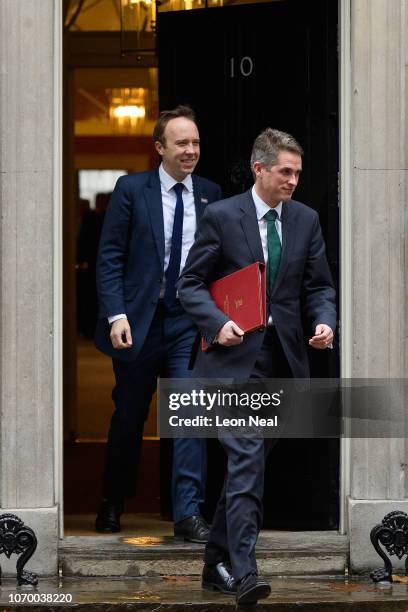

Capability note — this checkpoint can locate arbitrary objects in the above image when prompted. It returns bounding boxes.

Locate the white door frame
[339,0,352,535]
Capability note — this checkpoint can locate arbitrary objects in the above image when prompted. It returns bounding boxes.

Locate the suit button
[158,278,162,283]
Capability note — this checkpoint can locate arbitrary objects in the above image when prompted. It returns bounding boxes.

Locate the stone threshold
[59,531,349,577]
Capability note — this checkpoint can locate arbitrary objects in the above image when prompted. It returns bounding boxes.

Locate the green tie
[265,209,281,295]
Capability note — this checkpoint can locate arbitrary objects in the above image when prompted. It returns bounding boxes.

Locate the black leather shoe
[202,562,236,595]
[236,573,271,605]
[174,515,210,543]
[95,500,123,533]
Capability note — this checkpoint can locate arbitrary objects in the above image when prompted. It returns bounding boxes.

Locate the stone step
[59,531,349,577]
[1,576,408,611]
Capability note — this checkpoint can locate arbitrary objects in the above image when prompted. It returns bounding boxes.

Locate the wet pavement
[1,575,408,611]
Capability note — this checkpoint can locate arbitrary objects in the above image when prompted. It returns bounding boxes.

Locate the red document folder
[202,262,266,351]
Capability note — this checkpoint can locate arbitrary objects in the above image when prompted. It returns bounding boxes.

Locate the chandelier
[108,88,147,133]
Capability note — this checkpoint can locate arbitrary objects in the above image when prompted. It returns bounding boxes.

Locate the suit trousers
[102,300,207,523]
[204,326,292,581]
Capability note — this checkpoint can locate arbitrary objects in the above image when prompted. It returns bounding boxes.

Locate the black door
[158,0,339,529]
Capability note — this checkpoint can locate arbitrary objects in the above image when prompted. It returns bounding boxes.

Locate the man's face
[254,150,302,207]
[155,117,200,181]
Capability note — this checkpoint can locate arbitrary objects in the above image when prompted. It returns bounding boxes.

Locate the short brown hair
[153,105,197,145]
[250,128,303,168]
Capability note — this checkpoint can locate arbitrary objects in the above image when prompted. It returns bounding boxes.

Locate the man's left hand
[309,324,333,350]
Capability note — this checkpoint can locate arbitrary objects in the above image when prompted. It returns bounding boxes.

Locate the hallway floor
[64,513,173,537]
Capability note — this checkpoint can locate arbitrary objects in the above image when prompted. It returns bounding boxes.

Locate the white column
[0,0,59,575]
[347,0,408,572]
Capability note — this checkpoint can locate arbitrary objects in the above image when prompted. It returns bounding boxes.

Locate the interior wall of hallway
[0,0,58,574]
[348,0,408,572]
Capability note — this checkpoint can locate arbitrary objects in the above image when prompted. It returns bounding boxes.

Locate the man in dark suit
[178,128,336,604]
[94,105,222,541]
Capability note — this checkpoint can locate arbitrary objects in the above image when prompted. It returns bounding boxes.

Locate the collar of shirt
[251,185,282,220]
[159,163,193,194]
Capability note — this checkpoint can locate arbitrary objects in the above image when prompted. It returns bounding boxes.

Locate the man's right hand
[110,318,133,349]
[217,321,244,346]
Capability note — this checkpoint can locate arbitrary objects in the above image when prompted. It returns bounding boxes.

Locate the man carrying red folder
[178,128,336,605]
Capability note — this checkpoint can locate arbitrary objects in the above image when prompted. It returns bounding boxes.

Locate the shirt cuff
[108,314,127,325]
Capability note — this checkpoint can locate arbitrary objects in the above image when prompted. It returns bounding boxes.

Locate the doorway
[63,2,161,520]
[63,0,340,531]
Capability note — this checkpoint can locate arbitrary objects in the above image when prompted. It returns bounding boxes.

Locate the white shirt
[251,186,283,327]
[251,185,282,258]
[109,164,197,323]
[159,163,197,296]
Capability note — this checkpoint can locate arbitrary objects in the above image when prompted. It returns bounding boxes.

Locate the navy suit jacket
[95,168,222,362]
[177,189,336,378]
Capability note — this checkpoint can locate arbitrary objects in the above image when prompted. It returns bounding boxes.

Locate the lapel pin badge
[201,197,208,203]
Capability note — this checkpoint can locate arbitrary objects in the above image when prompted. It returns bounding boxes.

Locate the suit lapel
[144,169,165,268]
[239,190,265,263]
[272,200,295,295]
[192,175,207,221]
